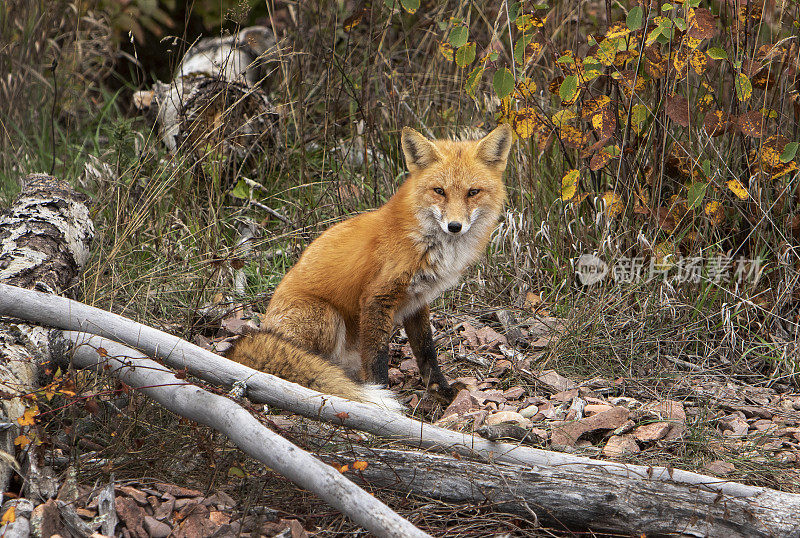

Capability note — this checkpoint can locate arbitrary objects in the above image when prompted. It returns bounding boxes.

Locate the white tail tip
[361,385,405,413]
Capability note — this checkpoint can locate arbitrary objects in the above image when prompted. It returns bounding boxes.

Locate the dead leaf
[666,94,690,127]
[703,460,735,476]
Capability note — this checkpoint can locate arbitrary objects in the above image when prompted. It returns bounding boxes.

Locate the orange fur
[228,125,513,409]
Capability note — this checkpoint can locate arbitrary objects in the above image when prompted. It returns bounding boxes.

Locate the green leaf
[557,54,574,64]
[465,64,484,97]
[645,25,662,45]
[626,6,643,30]
[673,17,686,31]
[514,33,534,64]
[228,466,246,478]
[707,47,728,60]
[687,181,707,210]
[489,51,499,61]
[454,42,476,67]
[448,26,468,48]
[661,3,674,10]
[702,158,711,179]
[493,68,515,99]
[508,1,522,22]
[230,179,251,200]
[559,75,578,102]
[780,142,799,163]
[399,0,419,14]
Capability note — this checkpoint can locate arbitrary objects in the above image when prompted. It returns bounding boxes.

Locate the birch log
[58,332,429,538]
[0,174,94,495]
[2,283,800,537]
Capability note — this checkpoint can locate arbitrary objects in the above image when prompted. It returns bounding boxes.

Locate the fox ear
[402,127,442,171]
[475,124,513,170]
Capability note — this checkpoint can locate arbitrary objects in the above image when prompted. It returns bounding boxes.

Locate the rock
[644,400,687,440]
[117,486,149,506]
[519,404,539,418]
[209,510,231,526]
[30,499,63,538]
[399,359,418,373]
[153,497,174,521]
[752,419,776,431]
[437,389,478,424]
[491,359,513,376]
[205,492,236,509]
[388,367,403,384]
[115,497,147,538]
[603,434,640,457]
[702,460,735,476]
[143,516,171,538]
[551,407,630,447]
[632,422,671,442]
[584,404,613,415]
[552,388,579,402]
[503,387,526,400]
[485,410,532,428]
[537,370,577,392]
[718,413,748,437]
[153,483,203,498]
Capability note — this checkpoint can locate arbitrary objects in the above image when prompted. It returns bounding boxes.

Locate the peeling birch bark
[133,26,281,163]
[0,174,94,496]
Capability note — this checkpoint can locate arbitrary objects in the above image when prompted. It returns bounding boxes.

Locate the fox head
[401,125,512,239]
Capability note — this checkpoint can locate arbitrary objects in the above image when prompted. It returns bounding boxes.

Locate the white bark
[60,331,429,538]
[0,173,94,496]
[2,283,800,529]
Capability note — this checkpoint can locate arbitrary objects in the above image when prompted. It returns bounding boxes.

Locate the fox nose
[447,221,462,234]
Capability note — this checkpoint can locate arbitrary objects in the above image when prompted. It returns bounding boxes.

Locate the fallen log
[58,332,429,538]
[0,174,94,496]
[334,446,800,537]
[2,283,800,536]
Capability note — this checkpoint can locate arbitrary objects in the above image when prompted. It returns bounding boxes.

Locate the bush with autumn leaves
[438,0,799,307]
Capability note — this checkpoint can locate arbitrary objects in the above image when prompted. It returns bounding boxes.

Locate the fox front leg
[359,280,408,386]
[404,306,462,404]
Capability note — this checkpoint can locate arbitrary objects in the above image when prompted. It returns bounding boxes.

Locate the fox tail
[226,330,403,412]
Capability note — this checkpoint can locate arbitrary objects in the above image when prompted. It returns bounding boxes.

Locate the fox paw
[429,380,467,405]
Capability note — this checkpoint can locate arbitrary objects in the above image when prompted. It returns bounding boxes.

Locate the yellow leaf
[690,49,708,75]
[14,434,30,448]
[561,170,579,201]
[353,460,369,471]
[1,506,15,525]
[704,201,724,225]
[17,405,38,427]
[514,77,537,100]
[513,108,538,139]
[726,179,749,200]
[551,109,576,127]
[438,41,454,62]
[653,241,677,269]
[339,464,349,473]
[603,191,624,218]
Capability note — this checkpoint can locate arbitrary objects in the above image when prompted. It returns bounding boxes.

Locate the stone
[143,515,171,538]
[484,410,532,428]
[603,434,640,457]
[115,497,146,538]
[551,407,630,447]
[632,422,671,442]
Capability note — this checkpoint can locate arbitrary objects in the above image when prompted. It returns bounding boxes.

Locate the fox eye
[467,188,481,197]
[433,187,445,196]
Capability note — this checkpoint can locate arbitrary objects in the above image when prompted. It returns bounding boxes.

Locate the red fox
[227,124,512,410]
